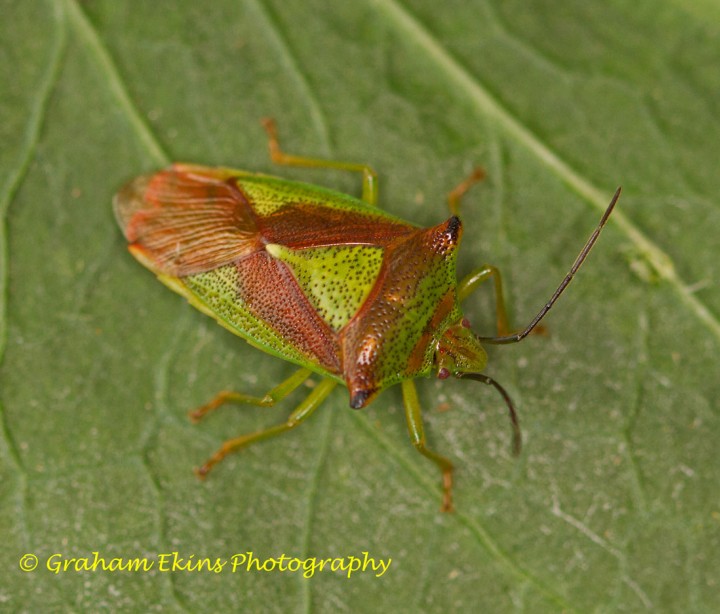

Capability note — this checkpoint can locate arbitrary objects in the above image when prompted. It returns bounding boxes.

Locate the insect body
[114,119,620,511]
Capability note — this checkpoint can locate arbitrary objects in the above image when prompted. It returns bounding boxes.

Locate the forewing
[113,164,261,277]
[260,202,416,249]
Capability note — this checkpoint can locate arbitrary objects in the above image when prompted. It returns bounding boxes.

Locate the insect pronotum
[114,119,620,511]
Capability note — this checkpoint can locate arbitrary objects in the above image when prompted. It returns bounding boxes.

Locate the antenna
[479,187,621,345]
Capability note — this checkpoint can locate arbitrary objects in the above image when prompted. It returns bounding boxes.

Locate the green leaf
[2,0,719,610]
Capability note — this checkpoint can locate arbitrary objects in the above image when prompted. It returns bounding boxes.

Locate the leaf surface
[2,0,719,610]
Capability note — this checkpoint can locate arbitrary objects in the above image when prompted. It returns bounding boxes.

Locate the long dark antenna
[457,372,522,455]
[479,187,621,345]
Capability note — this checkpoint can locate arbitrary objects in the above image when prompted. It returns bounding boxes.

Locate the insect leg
[189,367,312,422]
[261,118,378,206]
[457,266,511,337]
[446,167,485,216]
[194,377,337,478]
[447,169,517,337]
[401,380,454,512]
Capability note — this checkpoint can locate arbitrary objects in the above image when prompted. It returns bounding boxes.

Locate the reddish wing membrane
[114,164,417,275]
[113,164,262,277]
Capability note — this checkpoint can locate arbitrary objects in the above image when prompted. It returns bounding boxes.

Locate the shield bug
[114,119,620,511]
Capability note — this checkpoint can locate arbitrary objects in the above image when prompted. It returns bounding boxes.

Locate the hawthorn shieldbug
[114,119,620,511]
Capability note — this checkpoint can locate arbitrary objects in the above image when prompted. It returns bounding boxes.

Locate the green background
[2,0,719,611]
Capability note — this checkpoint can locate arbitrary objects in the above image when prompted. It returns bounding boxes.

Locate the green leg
[446,168,513,337]
[261,118,378,206]
[401,380,454,512]
[457,266,511,337]
[194,377,337,478]
[189,367,312,422]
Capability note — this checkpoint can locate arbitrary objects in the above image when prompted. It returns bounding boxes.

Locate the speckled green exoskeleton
[114,119,620,511]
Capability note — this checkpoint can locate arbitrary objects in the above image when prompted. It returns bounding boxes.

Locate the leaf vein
[375,0,720,342]
[0,1,68,561]
[350,409,576,611]
[63,0,169,166]
[251,0,332,153]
